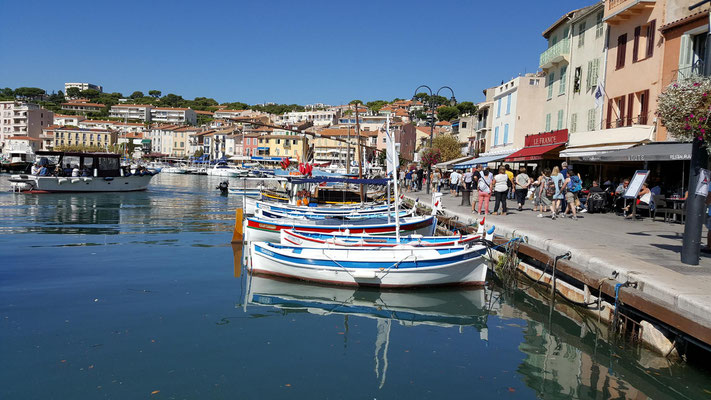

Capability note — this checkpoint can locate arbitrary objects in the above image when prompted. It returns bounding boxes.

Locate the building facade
[61,102,106,114]
[110,104,153,122]
[488,73,546,155]
[64,82,103,93]
[0,101,54,149]
[50,126,116,149]
[567,3,607,134]
[150,107,197,125]
[603,0,665,138]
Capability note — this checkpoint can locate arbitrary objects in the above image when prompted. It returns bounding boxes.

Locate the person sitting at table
[625,182,651,219]
[614,178,630,214]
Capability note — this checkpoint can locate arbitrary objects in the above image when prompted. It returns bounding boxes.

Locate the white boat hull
[249,242,488,288]
[9,174,153,193]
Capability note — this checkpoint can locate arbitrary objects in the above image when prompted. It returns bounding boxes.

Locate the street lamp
[412,85,456,194]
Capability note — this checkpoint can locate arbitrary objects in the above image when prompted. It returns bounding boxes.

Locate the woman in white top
[493,166,509,215]
[476,168,493,215]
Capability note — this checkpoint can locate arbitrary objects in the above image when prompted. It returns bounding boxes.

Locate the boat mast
[386,116,400,242]
[356,103,364,203]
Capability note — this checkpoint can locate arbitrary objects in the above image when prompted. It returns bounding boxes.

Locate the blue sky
[1,0,597,105]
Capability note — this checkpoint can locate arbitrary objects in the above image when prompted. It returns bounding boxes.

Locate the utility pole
[682,0,711,265]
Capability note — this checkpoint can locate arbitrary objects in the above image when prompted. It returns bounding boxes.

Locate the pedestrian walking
[550,166,565,219]
[538,168,554,218]
[514,166,532,211]
[504,164,515,199]
[476,167,493,215]
[563,167,582,220]
[416,167,424,191]
[432,169,442,193]
[404,169,412,192]
[463,168,473,191]
[493,166,509,215]
[449,169,461,196]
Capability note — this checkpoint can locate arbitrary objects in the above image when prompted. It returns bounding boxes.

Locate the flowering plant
[657,77,711,142]
[419,148,441,170]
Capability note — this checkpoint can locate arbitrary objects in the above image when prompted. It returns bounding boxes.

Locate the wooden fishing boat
[255,207,412,221]
[245,196,394,216]
[248,241,489,287]
[244,213,436,242]
[279,229,483,248]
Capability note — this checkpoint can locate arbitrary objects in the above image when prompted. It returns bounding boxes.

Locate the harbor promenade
[405,190,711,331]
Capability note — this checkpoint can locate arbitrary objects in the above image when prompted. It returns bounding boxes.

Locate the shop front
[504,129,568,172]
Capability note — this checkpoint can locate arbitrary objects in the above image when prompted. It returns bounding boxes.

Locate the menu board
[623,170,649,199]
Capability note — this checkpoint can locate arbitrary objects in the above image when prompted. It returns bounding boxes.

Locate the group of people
[31,161,91,177]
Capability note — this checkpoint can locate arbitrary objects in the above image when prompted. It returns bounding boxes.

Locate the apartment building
[61,102,106,114]
[109,104,153,122]
[603,0,664,138]
[64,82,103,93]
[469,87,496,156]
[567,2,607,134]
[2,136,41,157]
[213,109,249,119]
[0,101,54,148]
[54,114,84,126]
[375,122,417,161]
[148,124,202,157]
[487,73,546,154]
[312,128,358,165]
[50,126,116,149]
[659,1,711,140]
[540,9,576,134]
[150,107,197,125]
[275,110,340,127]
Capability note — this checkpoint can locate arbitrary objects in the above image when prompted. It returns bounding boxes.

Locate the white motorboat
[207,162,249,177]
[9,151,154,193]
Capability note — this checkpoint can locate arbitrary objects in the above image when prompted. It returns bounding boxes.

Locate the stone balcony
[540,38,570,70]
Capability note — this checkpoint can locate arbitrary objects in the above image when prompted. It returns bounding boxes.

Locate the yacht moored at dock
[9,151,154,193]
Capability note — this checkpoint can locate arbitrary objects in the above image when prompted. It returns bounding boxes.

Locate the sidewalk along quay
[405,189,711,355]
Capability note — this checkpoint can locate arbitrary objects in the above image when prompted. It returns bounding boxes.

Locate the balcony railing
[675,59,705,81]
[539,37,570,68]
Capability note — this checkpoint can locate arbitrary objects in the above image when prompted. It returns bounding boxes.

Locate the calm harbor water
[1,173,710,399]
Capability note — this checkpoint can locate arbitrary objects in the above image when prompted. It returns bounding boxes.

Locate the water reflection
[245,274,488,389]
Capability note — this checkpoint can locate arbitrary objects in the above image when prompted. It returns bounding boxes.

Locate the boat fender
[352,270,377,279]
[485,226,495,241]
[82,177,92,182]
[71,178,80,183]
[58,178,68,184]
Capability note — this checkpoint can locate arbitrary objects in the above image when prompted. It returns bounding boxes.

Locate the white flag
[594,80,604,109]
[385,118,398,175]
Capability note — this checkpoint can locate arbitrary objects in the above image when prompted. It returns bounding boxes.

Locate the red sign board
[524,129,568,147]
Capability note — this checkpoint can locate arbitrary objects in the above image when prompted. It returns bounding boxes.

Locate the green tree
[160,93,184,107]
[0,87,14,99]
[14,87,46,100]
[437,105,459,121]
[349,99,363,105]
[149,90,162,98]
[80,89,101,99]
[47,91,65,104]
[431,134,462,161]
[366,100,388,113]
[130,91,144,99]
[66,87,81,98]
[456,101,477,116]
[222,102,249,110]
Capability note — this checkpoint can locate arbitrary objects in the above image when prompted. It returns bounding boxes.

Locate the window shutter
[647,20,656,58]
[588,108,596,131]
[678,34,692,80]
[557,110,564,130]
[560,66,567,94]
[545,114,551,131]
[606,100,613,129]
[617,34,627,69]
[627,93,634,126]
[586,61,593,91]
[571,113,577,133]
[593,58,600,84]
[633,26,641,62]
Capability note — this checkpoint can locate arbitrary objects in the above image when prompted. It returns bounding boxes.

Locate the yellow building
[49,126,117,150]
[257,134,308,160]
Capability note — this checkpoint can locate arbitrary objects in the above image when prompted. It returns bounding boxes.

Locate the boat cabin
[34,151,123,178]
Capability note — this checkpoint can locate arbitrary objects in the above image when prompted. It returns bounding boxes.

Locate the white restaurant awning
[560,126,654,161]
[434,155,474,169]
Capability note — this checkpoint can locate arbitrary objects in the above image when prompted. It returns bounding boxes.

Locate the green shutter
[560,66,567,94]
[570,113,577,133]
[545,113,551,131]
[557,110,564,130]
